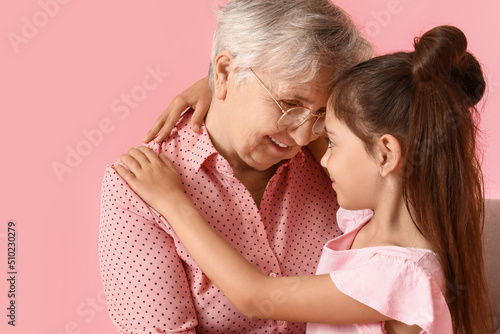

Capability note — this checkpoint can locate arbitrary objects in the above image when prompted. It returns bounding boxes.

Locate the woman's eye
[281,101,298,108]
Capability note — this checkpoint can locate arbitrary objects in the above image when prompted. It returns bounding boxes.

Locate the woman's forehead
[269,71,332,98]
[274,79,330,104]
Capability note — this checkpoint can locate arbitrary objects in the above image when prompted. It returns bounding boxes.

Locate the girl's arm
[115,146,390,324]
[143,77,212,143]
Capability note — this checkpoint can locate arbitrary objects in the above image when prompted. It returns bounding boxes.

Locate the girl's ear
[213,51,234,100]
[374,134,402,177]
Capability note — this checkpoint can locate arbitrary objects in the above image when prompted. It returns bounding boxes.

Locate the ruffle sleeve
[329,253,452,333]
[336,208,373,233]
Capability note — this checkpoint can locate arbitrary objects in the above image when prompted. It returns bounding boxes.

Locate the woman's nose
[287,119,318,147]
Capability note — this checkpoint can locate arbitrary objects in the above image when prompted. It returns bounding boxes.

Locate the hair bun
[413,25,467,82]
[413,25,485,105]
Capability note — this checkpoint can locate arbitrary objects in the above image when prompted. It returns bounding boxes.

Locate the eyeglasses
[250,69,326,136]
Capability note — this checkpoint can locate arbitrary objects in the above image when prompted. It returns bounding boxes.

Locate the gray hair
[208,0,373,88]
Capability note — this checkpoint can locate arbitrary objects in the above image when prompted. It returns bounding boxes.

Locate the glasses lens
[278,108,311,128]
[312,114,326,136]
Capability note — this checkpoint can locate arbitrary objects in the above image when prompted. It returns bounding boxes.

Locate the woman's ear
[374,134,402,177]
[213,51,234,100]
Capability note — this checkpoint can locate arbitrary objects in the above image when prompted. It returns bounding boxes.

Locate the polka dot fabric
[99,111,340,333]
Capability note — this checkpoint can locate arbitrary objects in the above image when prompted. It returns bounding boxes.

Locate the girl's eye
[324,137,334,148]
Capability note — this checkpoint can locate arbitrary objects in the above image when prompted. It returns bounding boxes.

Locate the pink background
[1,1,498,333]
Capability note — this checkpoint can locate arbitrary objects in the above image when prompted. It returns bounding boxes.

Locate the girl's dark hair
[329,25,492,333]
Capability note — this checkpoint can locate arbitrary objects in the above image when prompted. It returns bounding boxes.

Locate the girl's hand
[114,146,187,215]
[143,77,212,143]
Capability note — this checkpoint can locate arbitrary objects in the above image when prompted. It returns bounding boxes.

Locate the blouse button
[277,320,285,326]
[269,272,277,278]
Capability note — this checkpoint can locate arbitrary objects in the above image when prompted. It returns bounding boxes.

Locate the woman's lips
[269,136,288,148]
[268,136,290,152]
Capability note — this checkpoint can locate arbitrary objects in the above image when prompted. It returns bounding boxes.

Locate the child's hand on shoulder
[115,146,187,214]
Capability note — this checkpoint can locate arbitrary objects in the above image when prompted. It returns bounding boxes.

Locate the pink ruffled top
[306,208,452,334]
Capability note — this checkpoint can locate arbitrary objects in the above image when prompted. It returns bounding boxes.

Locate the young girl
[115,25,492,333]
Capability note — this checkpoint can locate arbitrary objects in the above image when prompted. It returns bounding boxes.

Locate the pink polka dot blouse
[99,111,340,333]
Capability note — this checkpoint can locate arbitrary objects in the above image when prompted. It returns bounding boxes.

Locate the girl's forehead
[324,112,354,135]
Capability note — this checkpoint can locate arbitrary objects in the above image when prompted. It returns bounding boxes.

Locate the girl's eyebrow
[324,126,335,135]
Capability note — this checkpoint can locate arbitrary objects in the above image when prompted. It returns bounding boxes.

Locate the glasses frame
[249,69,326,135]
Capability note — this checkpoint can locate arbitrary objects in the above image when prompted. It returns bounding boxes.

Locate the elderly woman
[99,0,371,333]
